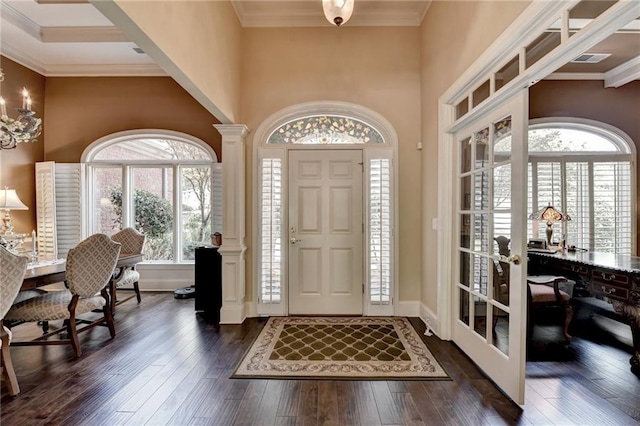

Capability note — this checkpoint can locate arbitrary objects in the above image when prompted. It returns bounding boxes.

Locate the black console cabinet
[195,246,222,324]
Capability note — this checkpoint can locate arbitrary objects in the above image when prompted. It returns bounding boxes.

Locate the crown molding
[232,0,426,28]
[42,63,167,77]
[36,0,89,4]
[1,43,166,77]
[604,56,640,88]
[1,2,41,40]
[41,26,128,43]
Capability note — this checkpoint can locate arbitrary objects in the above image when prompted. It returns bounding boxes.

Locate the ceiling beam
[604,56,640,88]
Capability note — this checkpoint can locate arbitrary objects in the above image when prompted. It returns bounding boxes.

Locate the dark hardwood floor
[1,293,639,425]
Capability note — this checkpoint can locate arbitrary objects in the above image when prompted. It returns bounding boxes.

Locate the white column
[213,124,249,324]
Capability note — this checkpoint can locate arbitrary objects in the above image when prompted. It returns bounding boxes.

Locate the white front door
[452,90,528,404]
[288,149,363,315]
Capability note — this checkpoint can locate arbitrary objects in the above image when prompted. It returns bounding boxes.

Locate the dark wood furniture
[21,261,66,290]
[21,254,143,291]
[528,250,640,372]
[194,246,222,324]
[526,275,573,342]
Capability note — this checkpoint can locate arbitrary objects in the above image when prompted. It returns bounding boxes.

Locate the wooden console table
[528,250,640,373]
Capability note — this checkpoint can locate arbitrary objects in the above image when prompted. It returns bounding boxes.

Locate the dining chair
[5,234,121,358]
[109,227,145,312]
[1,245,28,395]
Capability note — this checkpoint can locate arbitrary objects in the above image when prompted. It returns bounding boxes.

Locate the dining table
[21,253,144,291]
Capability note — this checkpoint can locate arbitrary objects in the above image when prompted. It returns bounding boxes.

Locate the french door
[288,149,364,315]
[452,90,528,404]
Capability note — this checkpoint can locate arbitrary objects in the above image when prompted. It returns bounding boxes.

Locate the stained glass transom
[267,115,384,145]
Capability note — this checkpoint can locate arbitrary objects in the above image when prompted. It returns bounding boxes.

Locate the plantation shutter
[529,159,632,255]
[592,162,632,254]
[366,148,394,316]
[35,162,85,259]
[212,163,223,233]
[257,148,285,315]
[35,162,57,260]
[530,161,563,242]
[564,162,590,251]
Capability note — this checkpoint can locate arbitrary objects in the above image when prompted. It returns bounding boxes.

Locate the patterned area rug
[232,317,449,380]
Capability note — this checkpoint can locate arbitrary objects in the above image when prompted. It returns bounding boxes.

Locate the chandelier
[0,69,42,149]
[322,0,355,27]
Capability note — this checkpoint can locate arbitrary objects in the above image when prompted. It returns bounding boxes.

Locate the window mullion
[174,164,181,263]
[588,161,595,251]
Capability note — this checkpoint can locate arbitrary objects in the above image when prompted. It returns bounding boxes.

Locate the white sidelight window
[259,156,284,305]
[369,157,392,305]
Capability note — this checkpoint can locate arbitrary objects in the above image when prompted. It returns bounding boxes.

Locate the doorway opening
[253,101,398,317]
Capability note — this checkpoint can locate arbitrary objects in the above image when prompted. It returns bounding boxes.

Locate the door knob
[506,254,521,265]
[289,237,302,244]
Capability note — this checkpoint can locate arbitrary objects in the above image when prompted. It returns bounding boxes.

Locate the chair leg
[134,281,141,304]
[110,280,117,315]
[67,297,82,358]
[1,325,20,396]
[563,303,573,342]
[102,288,116,338]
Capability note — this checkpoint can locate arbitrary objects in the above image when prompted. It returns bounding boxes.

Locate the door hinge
[362,283,365,294]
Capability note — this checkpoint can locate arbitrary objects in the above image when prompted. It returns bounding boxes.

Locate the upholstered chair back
[66,234,121,297]
[111,227,145,255]
[0,246,28,319]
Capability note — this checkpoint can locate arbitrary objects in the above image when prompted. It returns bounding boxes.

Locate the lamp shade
[0,189,28,210]
[322,0,355,27]
[528,204,570,223]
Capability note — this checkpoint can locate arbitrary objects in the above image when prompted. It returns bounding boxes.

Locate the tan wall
[419,1,531,313]
[44,77,221,162]
[241,27,422,302]
[530,80,640,250]
[107,0,242,124]
[0,57,46,234]
[0,57,221,237]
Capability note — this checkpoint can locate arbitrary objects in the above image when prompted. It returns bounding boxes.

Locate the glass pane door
[453,90,528,404]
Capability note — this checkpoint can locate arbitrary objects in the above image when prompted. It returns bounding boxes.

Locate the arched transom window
[267,115,385,145]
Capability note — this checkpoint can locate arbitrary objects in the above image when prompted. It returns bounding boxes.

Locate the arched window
[496,118,635,254]
[267,115,385,145]
[83,130,221,262]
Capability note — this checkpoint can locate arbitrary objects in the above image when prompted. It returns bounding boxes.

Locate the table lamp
[528,203,571,248]
[0,188,28,235]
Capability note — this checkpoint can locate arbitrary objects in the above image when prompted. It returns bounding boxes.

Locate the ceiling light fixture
[0,69,42,149]
[322,0,355,27]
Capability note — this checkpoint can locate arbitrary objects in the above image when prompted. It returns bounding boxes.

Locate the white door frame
[252,101,399,317]
[436,0,640,340]
[435,0,640,404]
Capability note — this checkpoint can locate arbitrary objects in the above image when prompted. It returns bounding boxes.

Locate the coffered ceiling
[0,0,638,86]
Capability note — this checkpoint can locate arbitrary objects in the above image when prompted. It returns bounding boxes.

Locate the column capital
[213,124,250,138]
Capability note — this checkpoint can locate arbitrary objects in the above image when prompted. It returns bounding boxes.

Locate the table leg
[612,300,640,374]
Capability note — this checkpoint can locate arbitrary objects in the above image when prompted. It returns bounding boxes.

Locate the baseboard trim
[221,305,246,324]
[419,302,441,339]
